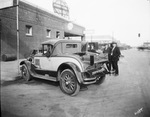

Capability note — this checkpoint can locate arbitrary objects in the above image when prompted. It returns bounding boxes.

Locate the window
[46,29,51,38]
[26,25,32,36]
[63,43,80,54]
[56,31,60,38]
[66,44,77,48]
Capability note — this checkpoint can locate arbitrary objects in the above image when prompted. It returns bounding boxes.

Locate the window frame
[46,29,51,38]
[26,25,32,36]
[66,44,78,48]
[56,31,60,38]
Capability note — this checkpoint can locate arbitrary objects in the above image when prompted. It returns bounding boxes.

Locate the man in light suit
[111,42,121,76]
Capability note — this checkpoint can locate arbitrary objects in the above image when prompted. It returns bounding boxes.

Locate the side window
[26,25,32,36]
[43,44,53,57]
[63,43,81,54]
[43,45,48,54]
[66,44,77,48]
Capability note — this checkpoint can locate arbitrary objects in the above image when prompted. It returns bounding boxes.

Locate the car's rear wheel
[59,69,80,96]
[21,64,32,81]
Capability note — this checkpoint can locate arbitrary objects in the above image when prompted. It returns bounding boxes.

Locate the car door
[33,43,54,76]
[39,57,53,70]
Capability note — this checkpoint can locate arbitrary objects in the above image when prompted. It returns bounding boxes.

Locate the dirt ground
[1,49,150,117]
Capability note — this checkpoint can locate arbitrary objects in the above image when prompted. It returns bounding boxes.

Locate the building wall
[0,7,17,56]
[0,0,85,59]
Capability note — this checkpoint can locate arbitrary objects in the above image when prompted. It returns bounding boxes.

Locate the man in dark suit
[111,42,121,76]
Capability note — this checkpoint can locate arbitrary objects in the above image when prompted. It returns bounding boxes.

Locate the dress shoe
[114,74,119,76]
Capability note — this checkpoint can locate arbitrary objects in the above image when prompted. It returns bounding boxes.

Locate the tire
[95,75,106,85]
[59,69,80,96]
[21,64,32,81]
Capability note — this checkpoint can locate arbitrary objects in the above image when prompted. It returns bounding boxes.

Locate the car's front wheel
[59,69,80,96]
[21,64,32,81]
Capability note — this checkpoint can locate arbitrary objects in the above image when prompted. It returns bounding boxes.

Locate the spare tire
[2,54,17,61]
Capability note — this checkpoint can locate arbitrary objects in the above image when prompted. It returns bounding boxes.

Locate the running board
[31,73,57,82]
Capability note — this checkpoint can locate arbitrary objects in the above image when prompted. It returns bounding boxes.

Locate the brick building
[0,0,85,59]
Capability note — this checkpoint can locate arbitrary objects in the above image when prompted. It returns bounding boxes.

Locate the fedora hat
[111,41,117,44]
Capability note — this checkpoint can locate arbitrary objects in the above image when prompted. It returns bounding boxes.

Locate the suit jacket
[103,47,112,61]
[111,46,121,61]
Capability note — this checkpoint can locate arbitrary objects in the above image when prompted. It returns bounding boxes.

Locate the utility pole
[112,31,114,42]
[16,0,20,74]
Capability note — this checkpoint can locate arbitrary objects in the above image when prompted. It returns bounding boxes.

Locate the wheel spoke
[66,77,76,92]
[64,74,69,81]
[60,69,80,96]
[68,83,75,91]
[63,75,74,92]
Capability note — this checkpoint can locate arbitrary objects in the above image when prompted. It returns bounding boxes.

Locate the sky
[23,0,150,46]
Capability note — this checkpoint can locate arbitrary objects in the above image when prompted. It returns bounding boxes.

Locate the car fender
[20,60,32,72]
[57,62,83,84]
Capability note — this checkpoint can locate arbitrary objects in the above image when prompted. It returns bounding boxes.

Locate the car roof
[42,39,83,46]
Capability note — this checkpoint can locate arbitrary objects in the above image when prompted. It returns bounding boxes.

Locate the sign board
[53,0,69,18]
[67,22,73,30]
[0,0,13,9]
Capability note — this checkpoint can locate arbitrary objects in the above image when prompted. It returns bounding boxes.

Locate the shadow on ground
[1,76,59,87]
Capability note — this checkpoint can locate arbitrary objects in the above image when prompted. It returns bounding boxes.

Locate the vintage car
[20,39,109,96]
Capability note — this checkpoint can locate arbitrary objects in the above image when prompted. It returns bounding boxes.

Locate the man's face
[113,43,116,47]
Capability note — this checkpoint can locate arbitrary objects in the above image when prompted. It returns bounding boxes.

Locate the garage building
[0,0,85,59]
